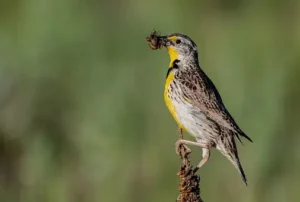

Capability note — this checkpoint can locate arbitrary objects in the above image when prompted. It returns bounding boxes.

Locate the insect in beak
[146,31,169,50]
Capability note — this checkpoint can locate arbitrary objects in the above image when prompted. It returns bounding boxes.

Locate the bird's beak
[159,36,171,47]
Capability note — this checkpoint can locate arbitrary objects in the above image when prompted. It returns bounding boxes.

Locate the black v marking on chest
[166,59,180,78]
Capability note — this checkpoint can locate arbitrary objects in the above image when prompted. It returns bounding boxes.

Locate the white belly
[172,100,214,144]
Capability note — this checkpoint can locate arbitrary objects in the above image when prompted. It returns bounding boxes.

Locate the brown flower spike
[177,144,203,202]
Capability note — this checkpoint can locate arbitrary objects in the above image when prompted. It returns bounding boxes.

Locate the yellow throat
[166,36,179,67]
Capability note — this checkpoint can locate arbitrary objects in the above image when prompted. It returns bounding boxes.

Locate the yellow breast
[164,72,186,130]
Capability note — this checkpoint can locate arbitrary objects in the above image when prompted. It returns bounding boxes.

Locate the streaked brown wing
[177,69,252,142]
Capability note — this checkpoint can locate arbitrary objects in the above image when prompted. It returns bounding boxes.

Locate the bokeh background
[1,0,300,201]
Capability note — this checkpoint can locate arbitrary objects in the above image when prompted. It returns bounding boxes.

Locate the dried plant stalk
[177,144,203,202]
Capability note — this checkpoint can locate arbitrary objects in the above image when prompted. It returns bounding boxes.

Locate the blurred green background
[0,0,300,201]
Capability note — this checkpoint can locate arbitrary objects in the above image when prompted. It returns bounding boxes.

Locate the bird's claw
[175,140,191,157]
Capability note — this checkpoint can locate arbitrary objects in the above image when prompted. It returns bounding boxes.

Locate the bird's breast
[164,73,190,131]
[164,74,214,142]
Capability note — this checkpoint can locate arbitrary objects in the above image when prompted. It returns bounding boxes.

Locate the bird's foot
[175,139,191,157]
[193,167,200,173]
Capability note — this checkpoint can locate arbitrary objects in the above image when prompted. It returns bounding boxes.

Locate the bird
[148,32,252,185]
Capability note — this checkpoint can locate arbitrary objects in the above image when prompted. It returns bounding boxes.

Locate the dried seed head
[177,145,203,202]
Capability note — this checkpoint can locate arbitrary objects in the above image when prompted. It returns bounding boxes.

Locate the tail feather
[227,151,248,185]
[235,131,252,145]
[217,132,248,185]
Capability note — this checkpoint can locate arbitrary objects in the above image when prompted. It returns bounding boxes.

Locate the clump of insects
[146,30,163,50]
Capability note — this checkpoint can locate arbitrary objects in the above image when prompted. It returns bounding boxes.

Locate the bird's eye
[176,39,181,44]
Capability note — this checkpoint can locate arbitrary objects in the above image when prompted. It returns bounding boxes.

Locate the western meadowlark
[146,32,252,185]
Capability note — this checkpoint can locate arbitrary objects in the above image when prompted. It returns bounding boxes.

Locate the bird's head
[160,33,198,67]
